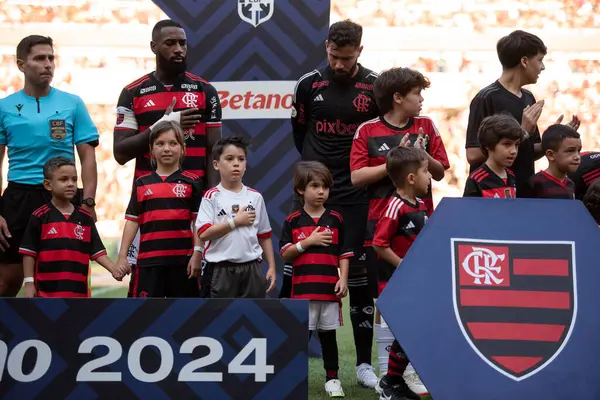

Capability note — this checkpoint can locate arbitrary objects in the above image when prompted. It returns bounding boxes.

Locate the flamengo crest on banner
[238,0,274,27]
[451,238,577,382]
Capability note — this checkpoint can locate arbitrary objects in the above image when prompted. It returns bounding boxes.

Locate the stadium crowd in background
[1,0,599,225]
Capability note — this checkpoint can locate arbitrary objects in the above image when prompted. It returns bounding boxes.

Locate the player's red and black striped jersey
[372,194,429,282]
[568,151,600,200]
[125,169,203,268]
[463,164,517,198]
[292,65,379,205]
[524,171,575,199]
[279,208,353,301]
[114,72,222,183]
[350,116,449,244]
[18,204,106,298]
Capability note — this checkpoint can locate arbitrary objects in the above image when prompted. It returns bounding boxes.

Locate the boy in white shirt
[196,136,277,298]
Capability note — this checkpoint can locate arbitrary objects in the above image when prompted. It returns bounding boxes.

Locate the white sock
[375,322,394,375]
[405,363,415,374]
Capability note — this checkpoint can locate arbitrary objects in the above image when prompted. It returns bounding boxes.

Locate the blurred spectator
[331,0,600,30]
[0,2,166,25]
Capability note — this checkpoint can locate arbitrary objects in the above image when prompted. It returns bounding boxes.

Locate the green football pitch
[87,286,432,400]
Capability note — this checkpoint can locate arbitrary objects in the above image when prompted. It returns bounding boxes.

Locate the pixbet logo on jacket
[315,119,358,135]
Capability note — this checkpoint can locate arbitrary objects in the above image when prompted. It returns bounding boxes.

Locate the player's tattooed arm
[113,89,148,165]
[206,126,222,188]
[113,127,152,165]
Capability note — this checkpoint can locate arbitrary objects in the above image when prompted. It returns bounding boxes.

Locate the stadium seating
[0,0,598,236]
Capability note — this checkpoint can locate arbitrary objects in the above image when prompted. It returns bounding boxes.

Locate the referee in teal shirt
[0,35,99,297]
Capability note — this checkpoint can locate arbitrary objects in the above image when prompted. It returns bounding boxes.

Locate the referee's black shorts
[0,183,52,264]
[0,182,84,264]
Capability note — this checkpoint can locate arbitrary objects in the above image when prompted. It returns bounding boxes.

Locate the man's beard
[331,62,358,83]
[157,53,187,76]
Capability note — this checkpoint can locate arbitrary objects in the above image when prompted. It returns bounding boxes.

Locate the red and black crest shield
[451,239,576,381]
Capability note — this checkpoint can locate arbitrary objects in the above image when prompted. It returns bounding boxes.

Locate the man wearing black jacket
[283,19,379,389]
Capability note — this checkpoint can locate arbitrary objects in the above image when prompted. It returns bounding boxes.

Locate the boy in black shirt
[526,125,581,199]
[465,30,579,195]
[464,114,523,198]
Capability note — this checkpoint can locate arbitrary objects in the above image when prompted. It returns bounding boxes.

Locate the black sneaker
[377,374,421,400]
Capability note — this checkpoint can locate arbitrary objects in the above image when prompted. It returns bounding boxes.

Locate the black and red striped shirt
[463,164,517,198]
[279,209,353,302]
[19,204,106,298]
[525,171,575,199]
[350,116,449,245]
[569,151,600,200]
[114,72,222,182]
[125,169,203,268]
[372,194,429,283]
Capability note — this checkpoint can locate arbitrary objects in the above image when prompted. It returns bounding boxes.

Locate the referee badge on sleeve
[50,119,66,141]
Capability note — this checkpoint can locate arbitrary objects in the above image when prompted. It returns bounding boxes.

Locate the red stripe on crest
[513,259,569,276]
[460,289,570,309]
[467,322,565,342]
[491,356,543,374]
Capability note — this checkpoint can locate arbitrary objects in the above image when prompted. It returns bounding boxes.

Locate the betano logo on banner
[214,81,295,120]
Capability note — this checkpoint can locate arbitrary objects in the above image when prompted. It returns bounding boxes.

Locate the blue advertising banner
[151,0,331,356]
[151,0,331,292]
[0,299,308,399]
[377,198,600,400]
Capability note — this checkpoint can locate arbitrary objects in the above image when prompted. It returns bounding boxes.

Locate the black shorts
[0,182,84,264]
[366,247,394,299]
[129,264,200,298]
[209,260,266,299]
[199,260,212,298]
[290,195,368,268]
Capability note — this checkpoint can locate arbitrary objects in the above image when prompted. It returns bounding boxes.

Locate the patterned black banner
[0,298,308,399]
[150,0,331,294]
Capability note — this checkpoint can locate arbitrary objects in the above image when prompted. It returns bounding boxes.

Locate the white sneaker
[403,369,428,395]
[375,374,384,394]
[325,379,345,397]
[356,363,378,389]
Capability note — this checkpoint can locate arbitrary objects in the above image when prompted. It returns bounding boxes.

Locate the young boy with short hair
[19,157,126,298]
[350,67,449,395]
[463,114,524,198]
[372,146,431,400]
[196,136,276,298]
[280,160,350,398]
[525,124,581,199]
